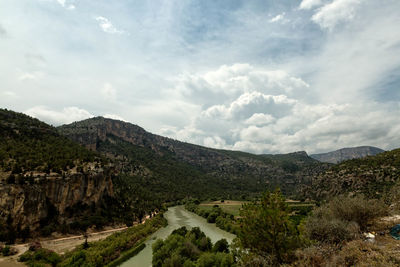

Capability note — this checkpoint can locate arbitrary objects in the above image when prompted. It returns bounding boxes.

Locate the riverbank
[120,206,235,267]
[1,214,166,267]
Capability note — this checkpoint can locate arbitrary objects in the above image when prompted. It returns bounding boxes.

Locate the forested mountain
[0,109,332,242]
[58,117,329,199]
[0,109,115,242]
[305,148,400,200]
[310,146,384,164]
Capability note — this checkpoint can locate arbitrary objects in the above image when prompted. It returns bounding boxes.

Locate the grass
[199,200,315,217]
[199,200,248,216]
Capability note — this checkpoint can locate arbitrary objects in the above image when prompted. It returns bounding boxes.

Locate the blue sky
[0,0,399,154]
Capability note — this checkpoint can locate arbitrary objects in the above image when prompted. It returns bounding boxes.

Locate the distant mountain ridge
[58,117,329,198]
[310,146,384,164]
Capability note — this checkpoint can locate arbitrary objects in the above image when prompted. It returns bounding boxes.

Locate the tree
[239,189,300,265]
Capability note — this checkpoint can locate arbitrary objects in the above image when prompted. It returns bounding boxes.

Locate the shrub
[304,195,388,244]
[304,207,359,244]
[328,195,388,231]
[212,239,229,253]
[329,240,400,267]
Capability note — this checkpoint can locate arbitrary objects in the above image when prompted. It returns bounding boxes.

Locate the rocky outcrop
[0,170,113,231]
[58,117,329,198]
[310,146,384,164]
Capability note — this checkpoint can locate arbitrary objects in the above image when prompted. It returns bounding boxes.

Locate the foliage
[238,189,301,265]
[19,248,62,267]
[0,109,106,177]
[152,226,235,267]
[307,148,400,200]
[59,214,167,267]
[304,195,388,244]
[185,202,239,235]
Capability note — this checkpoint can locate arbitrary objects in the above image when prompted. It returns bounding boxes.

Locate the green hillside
[305,148,400,200]
[58,117,330,200]
[0,109,106,180]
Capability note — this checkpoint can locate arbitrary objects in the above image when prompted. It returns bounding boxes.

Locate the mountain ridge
[58,116,330,198]
[310,146,384,164]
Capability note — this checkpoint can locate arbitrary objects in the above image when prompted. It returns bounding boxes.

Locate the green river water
[120,205,236,267]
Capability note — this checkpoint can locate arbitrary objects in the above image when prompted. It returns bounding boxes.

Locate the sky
[0,0,399,154]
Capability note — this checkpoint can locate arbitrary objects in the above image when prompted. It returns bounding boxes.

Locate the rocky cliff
[310,146,384,164]
[0,169,113,233]
[58,117,329,198]
[0,109,115,239]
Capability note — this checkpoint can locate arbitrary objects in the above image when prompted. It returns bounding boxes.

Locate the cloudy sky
[1,0,399,154]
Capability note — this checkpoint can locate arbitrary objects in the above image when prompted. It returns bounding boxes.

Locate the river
[120,205,236,267]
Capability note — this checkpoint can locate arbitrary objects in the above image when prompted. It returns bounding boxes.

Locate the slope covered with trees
[0,109,115,242]
[58,117,329,200]
[305,148,400,200]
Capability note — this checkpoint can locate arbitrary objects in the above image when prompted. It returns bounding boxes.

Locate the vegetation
[0,109,106,178]
[306,148,400,200]
[19,248,62,267]
[58,117,331,200]
[152,226,234,267]
[237,190,302,265]
[19,214,167,267]
[304,195,388,244]
[185,201,239,235]
[198,201,246,216]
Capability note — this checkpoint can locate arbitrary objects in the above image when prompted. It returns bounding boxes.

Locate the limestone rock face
[58,117,329,197]
[0,171,113,231]
[310,146,384,164]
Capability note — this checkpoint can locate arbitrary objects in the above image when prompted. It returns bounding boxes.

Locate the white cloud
[19,73,37,81]
[103,114,127,122]
[311,0,362,30]
[54,0,74,10]
[56,0,66,6]
[25,106,94,126]
[95,16,124,34]
[161,64,400,154]
[245,113,275,126]
[174,64,310,108]
[269,13,286,23]
[299,0,323,10]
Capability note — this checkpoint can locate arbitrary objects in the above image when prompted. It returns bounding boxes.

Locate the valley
[1,109,400,266]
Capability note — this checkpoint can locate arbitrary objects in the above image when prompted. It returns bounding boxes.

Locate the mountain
[58,117,329,200]
[0,109,114,242]
[310,146,384,164]
[304,148,400,200]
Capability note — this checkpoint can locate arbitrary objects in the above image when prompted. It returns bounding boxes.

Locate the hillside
[0,109,114,243]
[310,146,384,163]
[305,148,400,200]
[58,117,329,199]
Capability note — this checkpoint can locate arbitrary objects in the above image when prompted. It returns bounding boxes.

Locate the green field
[198,200,315,217]
[198,200,247,216]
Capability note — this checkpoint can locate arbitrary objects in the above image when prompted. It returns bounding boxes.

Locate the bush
[19,248,61,267]
[304,208,359,244]
[213,239,229,253]
[2,245,10,256]
[328,195,387,231]
[329,240,400,267]
[304,195,388,244]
